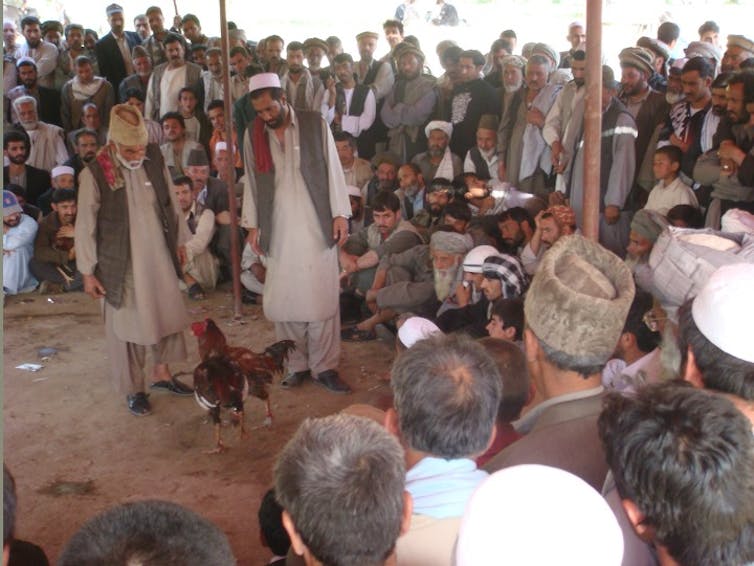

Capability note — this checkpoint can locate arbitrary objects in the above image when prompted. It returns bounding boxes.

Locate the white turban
[424,120,453,140]
[397,317,442,349]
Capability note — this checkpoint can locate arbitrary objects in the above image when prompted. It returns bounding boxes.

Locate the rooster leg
[238,411,248,440]
[204,422,226,455]
[263,399,273,427]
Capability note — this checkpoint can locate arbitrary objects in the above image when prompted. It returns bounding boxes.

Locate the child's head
[486,297,524,342]
[258,488,290,557]
[178,87,198,115]
[667,204,704,228]
[653,145,682,182]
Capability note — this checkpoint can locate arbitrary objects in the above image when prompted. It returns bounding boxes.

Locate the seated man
[36,164,75,215]
[388,333,500,565]
[479,253,528,306]
[3,129,51,206]
[160,111,205,177]
[3,190,38,295]
[63,127,99,184]
[362,152,399,208]
[412,177,453,231]
[172,175,218,299]
[411,120,462,182]
[29,188,82,294]
[520,205,576,275]
[334,131,372,190]
[395,162,427,220]
[485,297,524,345]
[11,95,68,173]
[497,206,535,256]
[58,500,235,566]
[599,382,754,566]
[347,185,370,233]
[463,114,501,183]
[5,184,42,222]
[276,414,410,566]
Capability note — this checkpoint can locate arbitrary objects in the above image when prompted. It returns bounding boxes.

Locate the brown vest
[87,143,182,308]
[252,110,333,254]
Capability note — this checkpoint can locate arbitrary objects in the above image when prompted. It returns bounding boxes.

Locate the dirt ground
[3,287,395,565]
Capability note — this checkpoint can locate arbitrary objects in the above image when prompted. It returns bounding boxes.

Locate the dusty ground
[3,287,395,565]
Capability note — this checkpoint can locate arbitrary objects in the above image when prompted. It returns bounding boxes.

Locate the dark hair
[666,204,704,228]
[52,188,77,204]
[622,289,660,354]
[500,29,517,40]
[441,45,463,64]
[124,87,145,103]
[404,35,420,48]
[572,49,587,62]
[399,162,421,176]
[460,49,485,67]
[740,58,754,70]
[5,184,27,199]
[15,58,36,70]
[332,53,354,66]
[478,336,529,422]
[163,32,183,46]
[160,111,185,127]
[146,6,163,15]
[20,16,41,30]
[64,23,84,36]
[172,175,193,189]
[286,40,304,53]
[74,55,92,67]
[599,382,754,566]
[3,465,16,544]
[258,489,290,557]
[3,130,31,153]
[442,200,472,223]
[84,29,98,40]
[181,13,201,27]
[189,44,207,53]
[712,71,733,90]
[657,22,680,44]
[490,38,512,55]
[428,177,453,193]
[229,45,249,58]
[326,36,341,47]
[58,500,236,566]
[727,71,754,105]
[489,297,524,342]
[497,206,535,232]
[178,86,197,101]
[266,34,284,46]
[333,131,356,148]
[678,299,754,400]
[655,144,682,165]
[383,19,404,35]
[682,56,714,79]
[697,20,719,36]
[207,99,225,113]
[372,190,401,213]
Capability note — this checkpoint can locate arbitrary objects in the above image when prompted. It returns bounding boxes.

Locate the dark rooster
[190,318,295,453]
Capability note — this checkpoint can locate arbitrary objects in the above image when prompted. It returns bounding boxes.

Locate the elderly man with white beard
[11,95,69,173]
[341,229,472,342]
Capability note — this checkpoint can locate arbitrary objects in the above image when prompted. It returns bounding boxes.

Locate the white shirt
[644,176,699,216]
[159,66,187,118]
[325,87,376,138]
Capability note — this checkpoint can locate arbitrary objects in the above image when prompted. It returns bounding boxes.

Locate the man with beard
[76,103,192,416]
[464,114,501,183]
[229,46,254,103]
[11,96,68,173]
[342,229,472,341]
[498,54,560,198]
[497,207,534,256]
[435,44,463,120]
[334,132,372,189]
[30,188,83,294]
[61,56,115,133]
[544,50,586,196]
[63,128,99,184]
[145,33,202,121]
[36,164,76,215]
[700,72,731,153]
[414,177,453,230]
[381,44,437,164]
[355,31,394,103]
[303,37,328,75]
[363,152,399,207]
[15,16,58,89]
[95,5,141,94]
[498,55,526,120]
[694,71,754,227]
[264,35,287,77]
[118,46,152,103]
[199,48,225,114]
[520,205,577,274]
[479,254,527,309]
[395,163,426,220]
[281,41,326,116]
[721,35,754,73]
[143,7,187,68]
[411,121,462,182]
[3,190,38,295]
[7,58,61,127]
[327,53,376,140]
[242,73,352,393]
[448,50,500,159]
[133,14,150,42]
[159,112,204,177]
[624,209,668,295]
[3,130,50,206]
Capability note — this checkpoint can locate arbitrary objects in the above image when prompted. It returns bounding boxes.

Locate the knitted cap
[108,104,148,146]
[619,47,655,76]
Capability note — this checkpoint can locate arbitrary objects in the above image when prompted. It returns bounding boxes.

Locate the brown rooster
[190,318,295,453]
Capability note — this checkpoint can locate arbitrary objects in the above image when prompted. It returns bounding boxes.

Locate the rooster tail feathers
[264,340,297,365]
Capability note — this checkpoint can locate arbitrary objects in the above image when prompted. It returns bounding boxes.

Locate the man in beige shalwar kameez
[75,104,193,416]
[242,73,353,393]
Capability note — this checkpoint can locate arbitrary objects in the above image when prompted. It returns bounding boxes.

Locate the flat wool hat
[430,230,473,255]
[303,37,329,52]
[3,190,22,216]
[187,148,209,167]
[394,42,425,63]
[478,114,499,132]
[684,41,722,62]
[619,47,655,76]
[108,104,148,146]
[524,234,635,365]
[356,31,379,42]
[637,36,670,61]
[692,263,754,363]
[727,34,754,54]
[532,43,559,67]
[248,72,281,93]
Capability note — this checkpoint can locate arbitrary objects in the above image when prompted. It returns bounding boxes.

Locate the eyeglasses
[642,310,666,333]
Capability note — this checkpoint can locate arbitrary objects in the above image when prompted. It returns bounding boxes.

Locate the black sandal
[187,283,206,300]
[341,327,377,342]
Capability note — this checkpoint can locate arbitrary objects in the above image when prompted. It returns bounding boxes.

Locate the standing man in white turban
[75,104,193,416]
[242,73,353,393]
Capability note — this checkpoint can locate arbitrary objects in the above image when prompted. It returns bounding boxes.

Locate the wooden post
[582,0,603,241]
[218,0,243,318]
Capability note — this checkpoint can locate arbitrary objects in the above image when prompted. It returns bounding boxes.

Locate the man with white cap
[36,164,75,216]
[3,190,38,295]
[722,34,754,72]
[560,21,586,69]
[75,103,192,416]
[242,72,352,393]
[456,465,623,565]
[410,120,462,182]
[485,234,635,491]
[345,185,369,233]
[11,96,68,174]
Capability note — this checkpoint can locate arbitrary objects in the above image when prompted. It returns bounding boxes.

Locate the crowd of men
[3,5,754,566]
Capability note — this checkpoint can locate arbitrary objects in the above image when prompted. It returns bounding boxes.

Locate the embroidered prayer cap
[636,36,670,62]
[619,47,655,76]
[105,3,124,16]
[727,34,754,54]
[3,190,22,216]
[398,317,442,349]
[303,37,329,53]
[356,31,379,42]
[692,263,754,363]
[187,148,209,167]
[501,55,527,69]
[51,165,75,179]
[424,120,452,140]
[214,141,228,152]
[532,43,559,68]
[248,72,281,93]
[524,234,635,363]
[684,41,722,62]
[630,209,669,243]
[482,254,527,298]
[462,245,499,274]
[430,230,473,255]
[546,205,576,230]
[394,42,425,63]
[477,114,498,132]
[108,104,148,146]
[346,185,362,199]
[455,465,624,566]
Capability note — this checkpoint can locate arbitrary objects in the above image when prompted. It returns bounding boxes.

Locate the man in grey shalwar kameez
[241,73,353,393]
[76,104,192,416]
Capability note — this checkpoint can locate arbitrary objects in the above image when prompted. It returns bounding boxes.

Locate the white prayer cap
[721,209,754,234]
[424,120,452,139]
[346,185,362,199]
[568,21,585,30]
[15,56,35,68]
[462,245,499,273]
[455,465,624,566]
[692,263,754,363]
[214,141,228,152]
[51,165,75,178]
[397,317,441,349]
[248,72,281,93]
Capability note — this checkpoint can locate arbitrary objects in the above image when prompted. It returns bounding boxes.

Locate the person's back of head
[275,414,408,566]
[57,500,236,566]
[258,488,290,558]
[390,332,501,459]
[658,21,680,46]
[478,336,529,422]
[599,381,754,566]
[620,289,662,355]
[666,204,704,228]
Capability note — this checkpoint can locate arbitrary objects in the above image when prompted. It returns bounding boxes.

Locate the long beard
[434,266,458,301]
[666,91,684,105]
